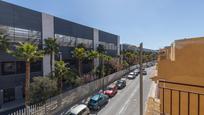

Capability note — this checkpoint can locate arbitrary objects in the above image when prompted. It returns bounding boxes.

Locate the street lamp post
[139,43,143,115]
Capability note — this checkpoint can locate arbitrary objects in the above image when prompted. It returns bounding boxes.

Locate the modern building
[120,43,156,53]
[120,43,138,52]
[0,1,120,109]
[152,37,204,115]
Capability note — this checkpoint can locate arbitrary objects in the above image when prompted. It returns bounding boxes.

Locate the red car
[103,84,118,97]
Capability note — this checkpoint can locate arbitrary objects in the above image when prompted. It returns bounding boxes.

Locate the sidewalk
[145,68,160,115]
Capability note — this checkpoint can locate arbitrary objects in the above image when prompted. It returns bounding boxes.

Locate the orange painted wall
[155,37,204,115]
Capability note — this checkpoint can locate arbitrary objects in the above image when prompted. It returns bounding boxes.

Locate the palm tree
[44,38,59,76]
[54,61,68,93]
[124,51,134,65]
[103,54,112,62]
[0,33,9,51]
[97,44,106,78]
[8,42,43,107]
[97,44,105,54]
[73,47,86,77]
[87,50,99,71]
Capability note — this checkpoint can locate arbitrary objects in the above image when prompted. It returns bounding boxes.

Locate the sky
[4,0,204,50]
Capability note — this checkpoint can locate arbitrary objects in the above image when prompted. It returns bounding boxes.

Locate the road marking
[118,84,139,115]
[118,66,156,115]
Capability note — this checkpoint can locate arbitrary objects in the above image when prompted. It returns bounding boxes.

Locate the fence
[8,65,137,115]
[159,80,204,115]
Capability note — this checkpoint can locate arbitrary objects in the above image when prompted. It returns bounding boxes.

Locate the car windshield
[117,81,123,83]
[65,111,76,115]
[106,87,113,90]
[90,99,97,104]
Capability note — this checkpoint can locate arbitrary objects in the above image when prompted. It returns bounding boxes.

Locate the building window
[30,61,42,72]
[16,61,26,74]
[3,88,15,103]
[1,62,16,75]
[55,34,93,48]
[76,38,93,48]
[55,34,76,47]
[99,42,117,50]
[0,25,41,43]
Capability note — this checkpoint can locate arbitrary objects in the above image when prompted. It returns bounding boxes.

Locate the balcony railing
[159,80,204,115]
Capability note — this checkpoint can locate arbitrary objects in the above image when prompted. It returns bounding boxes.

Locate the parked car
[127,72,136,79]
[134,69,139,76]
[116,80,126,89]
[88,93,109,110]
[103,84,118,97]
[143,70,147,75]
[137,70,147,75]
[65,104,90,115]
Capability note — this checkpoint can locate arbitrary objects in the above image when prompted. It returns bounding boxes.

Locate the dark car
[103,84,118,97]
[137,70,147,75]
[116,80,126,89]
[143,71,147,75]
[88,93,109,110]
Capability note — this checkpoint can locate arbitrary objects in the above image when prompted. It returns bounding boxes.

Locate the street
[92,66,156,115]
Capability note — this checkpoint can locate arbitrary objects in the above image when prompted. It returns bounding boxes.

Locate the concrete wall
[117,36,120,55]
[42,13,54,76]
[47,65,137,114]
[93,29,99,67]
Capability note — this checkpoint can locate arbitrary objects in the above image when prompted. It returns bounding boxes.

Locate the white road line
[118,84,139,115]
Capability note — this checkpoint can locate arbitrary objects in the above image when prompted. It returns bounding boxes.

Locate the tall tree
[8,42,43,107]
[73,47,86,77]
[97,44,106,78]
[87,50,99,71]
[44,38,59,76]
[0,33,9,51]
[54,61,68,93]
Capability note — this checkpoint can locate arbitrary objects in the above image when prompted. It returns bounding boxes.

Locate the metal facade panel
[0,1,42,31]
[99,30,118,45]
[54,17,93,40]
[0,1,13,26]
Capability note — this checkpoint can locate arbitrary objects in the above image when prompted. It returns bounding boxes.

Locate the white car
[127,72,136,79]
[65,104,90,115]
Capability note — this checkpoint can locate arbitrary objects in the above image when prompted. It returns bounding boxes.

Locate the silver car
[65,104,90,115]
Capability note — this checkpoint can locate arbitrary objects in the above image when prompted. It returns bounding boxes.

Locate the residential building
[152,37,204,115]
[0,1,120,109]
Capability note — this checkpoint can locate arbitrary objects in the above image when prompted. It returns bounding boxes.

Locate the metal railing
[159,80,204,115]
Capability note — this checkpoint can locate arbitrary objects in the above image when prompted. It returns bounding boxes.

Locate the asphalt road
[92,66,156,115]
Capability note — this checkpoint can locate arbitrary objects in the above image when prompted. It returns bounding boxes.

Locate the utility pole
[102,55,105,90]
[139,43,143,115]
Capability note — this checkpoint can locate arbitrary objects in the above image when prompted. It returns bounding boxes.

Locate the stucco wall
[156,37,204,115]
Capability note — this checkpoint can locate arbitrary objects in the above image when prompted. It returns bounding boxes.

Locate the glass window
[99,42,117,50]
[55,34,76,47]
[15,27,41,43]
[1,62,16,75]
[78,108,87,115]
[16,61,26,74]
[76,38,93,48]
[3,88,15,103]
[0,25,15,42]
[30,61,42,72]
[0,25,41,43]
